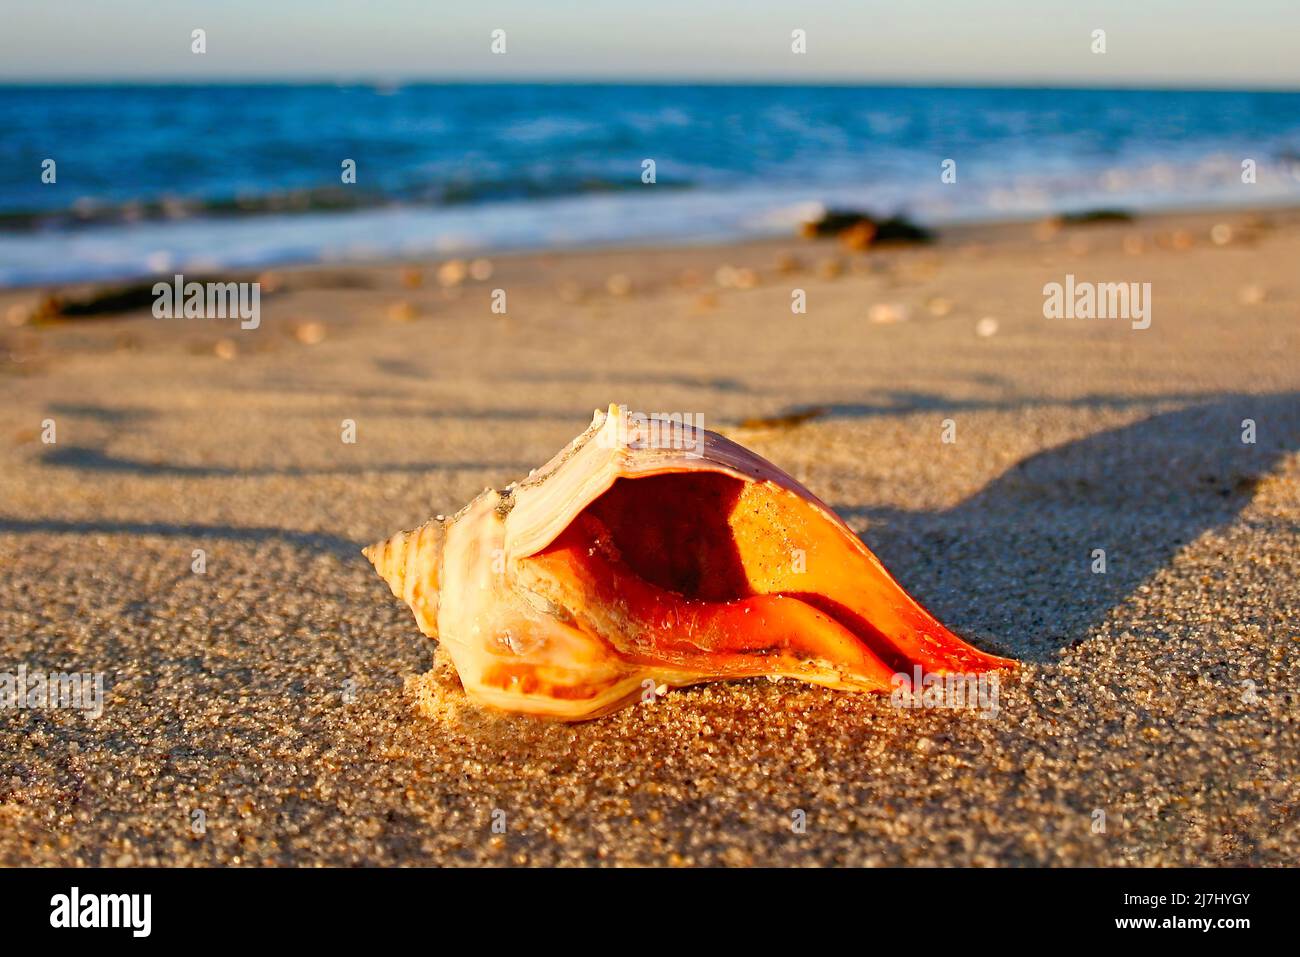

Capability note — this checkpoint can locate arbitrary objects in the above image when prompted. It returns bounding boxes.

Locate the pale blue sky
[2,0,1297,87]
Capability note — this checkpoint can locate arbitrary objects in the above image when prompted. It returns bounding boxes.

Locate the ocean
[1,83,1298,286]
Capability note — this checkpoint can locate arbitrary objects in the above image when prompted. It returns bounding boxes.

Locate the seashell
[365,405,1013,720]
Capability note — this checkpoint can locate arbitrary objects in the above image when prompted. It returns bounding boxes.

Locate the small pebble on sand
[926,296,954,317]
[714,265,756,288]
[386,300,417,322]
[975,316,1000,338]
[469,258,494,281]
[816,258,844,280]
[1210,223,1234,246]
[1238,284,1266,305]
[774,253,803,274]
[292,320,326,344]
[436,259,468,287]
[868,303,909,324]
[691,291,719,313]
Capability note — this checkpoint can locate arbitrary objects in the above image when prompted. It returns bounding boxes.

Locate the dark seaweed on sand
[800,209,934,244]
[1058,208,1135,225]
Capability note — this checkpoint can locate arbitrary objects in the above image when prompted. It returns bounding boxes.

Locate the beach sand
[1,207,1297,866]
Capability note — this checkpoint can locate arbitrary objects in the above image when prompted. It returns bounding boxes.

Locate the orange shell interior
[521,471,1013,690]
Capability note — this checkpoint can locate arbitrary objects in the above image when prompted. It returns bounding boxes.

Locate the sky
[1,0,1297,88]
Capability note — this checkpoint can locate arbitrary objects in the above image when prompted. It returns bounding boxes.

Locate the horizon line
[2,76,1299,94]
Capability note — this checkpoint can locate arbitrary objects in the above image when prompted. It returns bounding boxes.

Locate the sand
[1,207,1297,866]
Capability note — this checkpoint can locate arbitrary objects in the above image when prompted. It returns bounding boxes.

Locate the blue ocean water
[1,83,1298,286]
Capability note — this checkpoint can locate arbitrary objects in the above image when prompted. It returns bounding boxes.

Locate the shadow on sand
[40,445,525,478]
[838,392,1300,660]
[0,518,362,560]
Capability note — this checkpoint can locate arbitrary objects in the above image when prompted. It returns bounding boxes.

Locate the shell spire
[362,519,445,637]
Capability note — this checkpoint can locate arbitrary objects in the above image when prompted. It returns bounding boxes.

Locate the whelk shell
[365,405,1013,720]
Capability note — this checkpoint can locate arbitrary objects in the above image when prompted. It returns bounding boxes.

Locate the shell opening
[522,471,1011,676]
[575,472,752,602]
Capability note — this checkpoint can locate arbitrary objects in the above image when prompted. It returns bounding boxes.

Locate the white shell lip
[503,404,850,561]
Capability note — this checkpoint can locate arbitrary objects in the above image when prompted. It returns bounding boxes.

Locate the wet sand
[1,207,1298,865]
